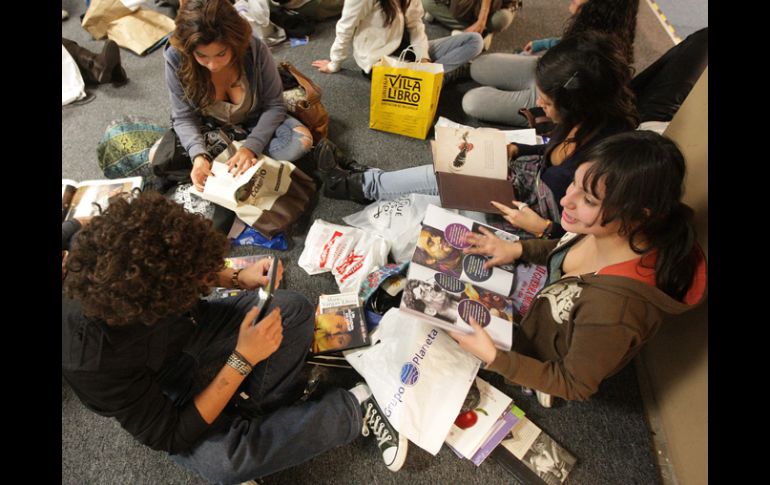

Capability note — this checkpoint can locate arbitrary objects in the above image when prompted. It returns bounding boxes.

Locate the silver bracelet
[226,352,252,376]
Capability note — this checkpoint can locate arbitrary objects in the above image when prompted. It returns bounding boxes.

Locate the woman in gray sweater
[165,0,313,191]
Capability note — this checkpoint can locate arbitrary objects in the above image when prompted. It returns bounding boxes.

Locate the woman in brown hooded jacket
[451,130,707,405]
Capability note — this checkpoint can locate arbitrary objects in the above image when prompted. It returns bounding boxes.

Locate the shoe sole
[385,434,408,472]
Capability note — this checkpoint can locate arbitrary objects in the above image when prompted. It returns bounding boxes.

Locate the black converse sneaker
[359,386,408,472]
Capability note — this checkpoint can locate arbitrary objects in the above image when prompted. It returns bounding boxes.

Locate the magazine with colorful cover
[62,177,142,222]
[414,205,519,296]
[311,292,370,355]
[497,415,577,485]
[399,262,515,350]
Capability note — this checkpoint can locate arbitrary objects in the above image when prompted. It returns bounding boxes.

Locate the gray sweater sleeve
[241,39,287,156]
[164,48,208,161]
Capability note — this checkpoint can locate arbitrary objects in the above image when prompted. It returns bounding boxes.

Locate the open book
[432,125,514,214]
[399,205,518,350]
[62,177,142,222]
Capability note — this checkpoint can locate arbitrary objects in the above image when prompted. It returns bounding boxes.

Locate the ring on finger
[516,202,528,210]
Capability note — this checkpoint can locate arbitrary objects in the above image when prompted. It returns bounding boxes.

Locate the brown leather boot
[61,38,128,86]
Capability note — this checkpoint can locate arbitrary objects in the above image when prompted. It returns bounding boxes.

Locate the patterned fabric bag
[97,116,166,181]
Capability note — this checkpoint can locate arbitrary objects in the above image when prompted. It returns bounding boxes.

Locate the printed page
[196,160,260,210]
[433,126,507,179]
[65,177,142,220]
[406,262,513,350]
[435,116,537,145]
[416,205,516,296]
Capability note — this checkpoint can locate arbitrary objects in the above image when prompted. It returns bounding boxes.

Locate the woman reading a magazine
[62,191,410,481]
[165,0,313,191]
[448,131,707,406]
[312,31,638,240]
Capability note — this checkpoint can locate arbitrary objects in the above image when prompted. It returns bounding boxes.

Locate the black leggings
[631,28,708,122]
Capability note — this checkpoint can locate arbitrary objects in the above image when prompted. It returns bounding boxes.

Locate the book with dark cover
[311,292,370,355]
[494,416,577,485]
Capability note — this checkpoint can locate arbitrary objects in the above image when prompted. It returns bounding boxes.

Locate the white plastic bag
[345,308,481,455]
[62,45,86,106]
[298,219,390,293]
[343,194,441,263]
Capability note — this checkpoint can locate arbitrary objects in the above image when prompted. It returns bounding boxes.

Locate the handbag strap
[280,61,322,104]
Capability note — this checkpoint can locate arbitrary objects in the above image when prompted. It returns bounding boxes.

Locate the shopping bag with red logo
[345,308,480,455]
[297,219,390,293]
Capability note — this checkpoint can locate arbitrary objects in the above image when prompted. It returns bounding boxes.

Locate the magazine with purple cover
[470,405,525,466]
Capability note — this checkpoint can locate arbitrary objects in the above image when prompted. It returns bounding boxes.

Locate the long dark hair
[170,0,252,110]
[379,0,411,27]
[563,0,639,65]
[535,31,639,159]
[579,131,698,301]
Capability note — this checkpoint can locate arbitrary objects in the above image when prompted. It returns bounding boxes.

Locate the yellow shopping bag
[369,53,444,139]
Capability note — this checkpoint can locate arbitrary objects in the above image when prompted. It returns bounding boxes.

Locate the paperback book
[445,377,514,459]
[493,415,577,485]
[311,292,370,355]
[469,404,525,466]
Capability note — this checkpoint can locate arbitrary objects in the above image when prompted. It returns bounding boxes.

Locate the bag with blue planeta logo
[344,307,481,455]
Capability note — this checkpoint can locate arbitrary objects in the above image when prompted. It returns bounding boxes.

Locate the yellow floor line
[645,0,682,45]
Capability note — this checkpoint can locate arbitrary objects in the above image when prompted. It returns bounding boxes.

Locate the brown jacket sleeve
[520,238,560,266]
[487,289,657,400]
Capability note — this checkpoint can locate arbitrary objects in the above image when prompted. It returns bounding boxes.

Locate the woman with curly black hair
[62,191,409,481]
[462,0,638,126]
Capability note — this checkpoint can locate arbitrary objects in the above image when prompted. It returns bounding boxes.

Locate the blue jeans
[362,164,438,201]
[361,165,490,222]
[165,290,362,484]
[265,115,312,162]
[428,32,484,73]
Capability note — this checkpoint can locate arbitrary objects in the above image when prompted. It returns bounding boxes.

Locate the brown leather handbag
[278,61,329,144]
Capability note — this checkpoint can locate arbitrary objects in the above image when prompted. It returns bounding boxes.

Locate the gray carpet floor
[62,0,674,483]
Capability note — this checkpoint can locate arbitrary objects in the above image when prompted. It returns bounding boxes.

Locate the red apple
[454,410,478,429]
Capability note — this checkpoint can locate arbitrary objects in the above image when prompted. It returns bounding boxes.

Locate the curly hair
[170,0,252,111]
[535,30,639,157]
[64,191,228,326]
[563,0,639,65]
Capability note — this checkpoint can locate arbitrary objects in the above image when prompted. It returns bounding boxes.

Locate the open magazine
[399,205,519,350]
[62,177,142,222]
